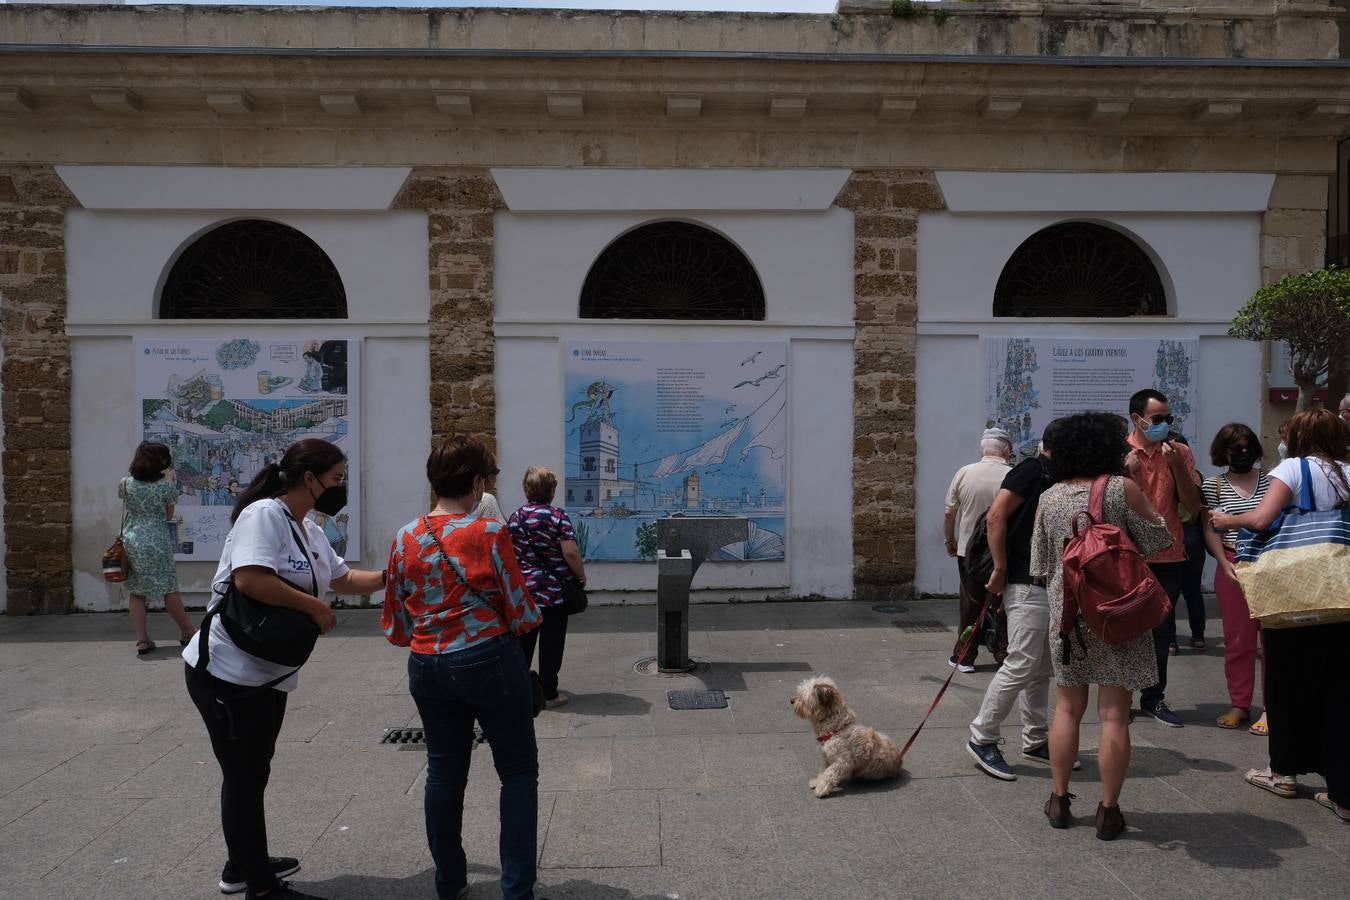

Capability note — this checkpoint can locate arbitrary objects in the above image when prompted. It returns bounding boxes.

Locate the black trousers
[185,663,288,893]
[953,556,1007,666]
[1175,524,1208,643]
[519,603,569,699]
[1140,562,1185,710]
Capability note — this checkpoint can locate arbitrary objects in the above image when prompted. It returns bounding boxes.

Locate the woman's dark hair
[129,441,173,481]
[1047,412,1130,481]
[1209,423,1263,467]
[427,435,496,499]
[1285,409,1350,501]
[231,438,345,523]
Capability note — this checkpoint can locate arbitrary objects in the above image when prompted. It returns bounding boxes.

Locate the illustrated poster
[985,337,1199,456]
[564,341,788,562]
[136,338,359,561]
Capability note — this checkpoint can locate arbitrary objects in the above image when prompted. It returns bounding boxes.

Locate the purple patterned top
[507,503,577,607]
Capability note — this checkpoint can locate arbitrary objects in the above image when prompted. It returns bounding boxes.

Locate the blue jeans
[408,637,539,900]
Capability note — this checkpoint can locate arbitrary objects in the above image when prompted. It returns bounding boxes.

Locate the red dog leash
[896,597,996,761]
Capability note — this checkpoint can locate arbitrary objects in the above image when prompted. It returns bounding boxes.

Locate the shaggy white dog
[789,675,905,798]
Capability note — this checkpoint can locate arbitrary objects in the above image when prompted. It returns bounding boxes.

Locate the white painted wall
[67,208,431,611]
[914,200,1266,596]
[494,202,856,600]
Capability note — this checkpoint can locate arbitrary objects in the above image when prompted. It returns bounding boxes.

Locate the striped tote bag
[1235,458,1350,628]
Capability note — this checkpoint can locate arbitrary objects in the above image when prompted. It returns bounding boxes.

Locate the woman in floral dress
[120,441,194,654]
[1031,412,1172,840]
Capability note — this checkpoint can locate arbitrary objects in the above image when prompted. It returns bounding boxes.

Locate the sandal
[1167,643,1179,656]
[1249,713,1269,736]
[1245,767,1296,798]
[1216,708,1249,730]
[1314,792,1350,822]
[135,640,156,656]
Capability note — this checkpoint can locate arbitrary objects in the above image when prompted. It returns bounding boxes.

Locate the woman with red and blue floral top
[508,466,587,708]
[383,435,541,900]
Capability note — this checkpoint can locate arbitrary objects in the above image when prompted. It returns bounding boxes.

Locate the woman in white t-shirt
[1211,408,1350,824]
[182,439,385,900]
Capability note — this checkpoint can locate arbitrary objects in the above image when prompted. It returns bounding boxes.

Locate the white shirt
[182,499,349,691]
[944,455,1012,556]
[1269,456,1350,513]
[472,492,506,524]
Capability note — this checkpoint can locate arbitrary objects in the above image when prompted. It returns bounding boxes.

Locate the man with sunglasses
[1124,389,1203,728]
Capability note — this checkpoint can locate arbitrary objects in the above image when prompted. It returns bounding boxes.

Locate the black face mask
[311,483,348,516]
[1228,448,1258,474]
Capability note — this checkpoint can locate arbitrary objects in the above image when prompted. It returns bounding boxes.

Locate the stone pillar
[0,167,78,615]
[836,171,945,602]
[392,168,502,449]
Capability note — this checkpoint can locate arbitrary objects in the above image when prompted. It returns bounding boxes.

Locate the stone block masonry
[836,171,944,602]
[393,168,502,451]
[0,167,78,615]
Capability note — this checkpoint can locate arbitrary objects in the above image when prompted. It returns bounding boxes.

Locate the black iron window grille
[993,222,1167,318]
[159,219,348,319]
[580,221,766,320]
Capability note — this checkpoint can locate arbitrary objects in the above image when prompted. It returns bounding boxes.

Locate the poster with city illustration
[985,337,1198,457]
[135,338,359,562]
[564,341,788,562]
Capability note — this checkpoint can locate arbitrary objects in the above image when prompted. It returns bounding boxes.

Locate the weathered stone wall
[837,171,945,601]
[0,166,77,615]
[392,168,502,451]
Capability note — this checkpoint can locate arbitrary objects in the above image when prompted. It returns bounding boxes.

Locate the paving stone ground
[1,600,1346,899]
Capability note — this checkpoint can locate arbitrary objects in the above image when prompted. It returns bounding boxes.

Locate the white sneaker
[948,656,976,674]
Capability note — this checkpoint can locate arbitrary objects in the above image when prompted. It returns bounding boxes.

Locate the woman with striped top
[1201,423,1270,734]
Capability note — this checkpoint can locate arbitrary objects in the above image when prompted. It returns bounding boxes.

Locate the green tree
[1229,266,1350,410]
[202,401,237,430]
[634,521,658,560]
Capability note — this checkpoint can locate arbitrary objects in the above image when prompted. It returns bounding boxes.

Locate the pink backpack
[1060,476,1172,660]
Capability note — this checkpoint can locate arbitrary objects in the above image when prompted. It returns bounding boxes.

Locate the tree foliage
[1229,266,1350,409]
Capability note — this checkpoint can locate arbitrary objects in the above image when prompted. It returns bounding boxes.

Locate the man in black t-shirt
[966,420,1076,781]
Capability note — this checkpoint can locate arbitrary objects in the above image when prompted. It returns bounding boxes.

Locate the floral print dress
[119,476,179,597]
[1031,476,1172,690]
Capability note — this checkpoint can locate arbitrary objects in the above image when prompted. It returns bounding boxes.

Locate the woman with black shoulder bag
[182,438,385,900]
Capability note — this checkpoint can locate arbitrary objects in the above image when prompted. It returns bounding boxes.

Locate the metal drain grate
[381,727,427,750]
[668,689,728,710]
[633,656,711,677]
[891,619,952,633]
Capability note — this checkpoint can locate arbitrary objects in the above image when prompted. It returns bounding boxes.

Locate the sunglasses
[1140,414,1174,425]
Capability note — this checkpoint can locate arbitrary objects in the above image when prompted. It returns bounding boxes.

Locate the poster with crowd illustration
[985,337,1198,457]
[135,338,359,561]
[563,340,787,562]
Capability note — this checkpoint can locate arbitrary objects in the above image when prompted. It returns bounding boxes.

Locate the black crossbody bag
[207,514,322,668]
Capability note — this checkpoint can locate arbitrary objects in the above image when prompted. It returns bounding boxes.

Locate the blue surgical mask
[1141,420,1171,443]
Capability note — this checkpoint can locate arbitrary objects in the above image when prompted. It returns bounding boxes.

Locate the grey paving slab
[0,796,147,889]
[610,735,707,789]
[540,790,660,869]
[0,603,1344,900]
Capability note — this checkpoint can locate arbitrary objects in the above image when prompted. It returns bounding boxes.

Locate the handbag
[422,516,546,718]
[214,515,321,667]
[1235,457,1350,629]
[102,479,132,583]
[560,577,588,616]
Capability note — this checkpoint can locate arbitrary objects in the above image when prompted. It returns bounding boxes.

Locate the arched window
[993,222,1167,318]
[160,219,347,319]
[580,221,765,320]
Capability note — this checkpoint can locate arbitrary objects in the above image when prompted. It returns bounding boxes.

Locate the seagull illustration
[740,351,762,367]
[732,363,787,390]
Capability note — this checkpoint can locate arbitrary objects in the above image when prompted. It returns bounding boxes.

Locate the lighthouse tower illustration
[569,393,632,508]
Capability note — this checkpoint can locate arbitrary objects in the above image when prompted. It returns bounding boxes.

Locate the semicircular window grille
[993,222,1167,318]
[159,219,348,319]
[580,221,765,320]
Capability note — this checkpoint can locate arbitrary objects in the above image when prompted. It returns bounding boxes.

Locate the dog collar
[816,716,855,743]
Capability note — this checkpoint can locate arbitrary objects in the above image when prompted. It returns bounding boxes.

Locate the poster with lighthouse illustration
[563,341,788,562]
